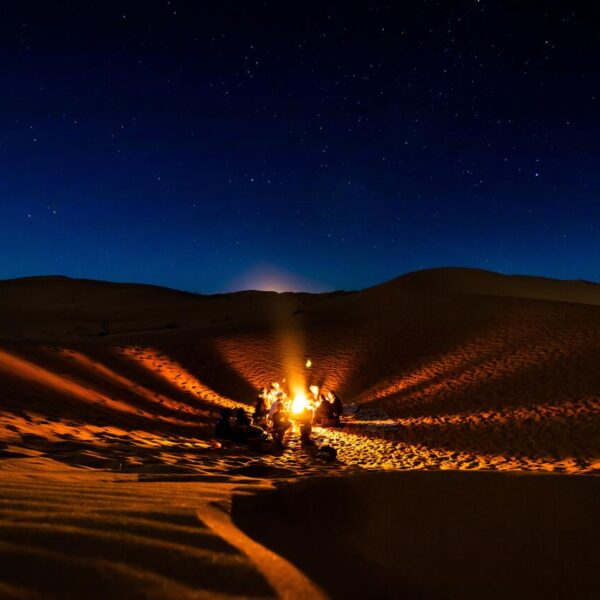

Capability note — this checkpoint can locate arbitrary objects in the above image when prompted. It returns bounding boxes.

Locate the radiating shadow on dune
[0,346,209,434]
[331,295,593,416]
[168,337,259,404]
[370,341,600,420]
[117,345,250,412]
[55,348,210,419]
[329,297,502,404]
[356,334,510,407]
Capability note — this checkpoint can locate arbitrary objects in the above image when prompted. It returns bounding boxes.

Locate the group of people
[314,391,343,426]
[214,382,343,451]
[214,406,267,448]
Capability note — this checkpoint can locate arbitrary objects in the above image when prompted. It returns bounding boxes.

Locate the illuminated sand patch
[391,397,600,427]
[339,396,599,473]
[347,397,600,430]
[119,347,247,412]
[315,426,595,474]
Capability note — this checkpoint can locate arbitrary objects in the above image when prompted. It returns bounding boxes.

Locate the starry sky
[1,1,599,293]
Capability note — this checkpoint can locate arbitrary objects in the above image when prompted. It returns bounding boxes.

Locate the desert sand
[0,267,599,598]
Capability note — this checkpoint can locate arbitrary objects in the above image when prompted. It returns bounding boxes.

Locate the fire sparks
[305,359,312,368]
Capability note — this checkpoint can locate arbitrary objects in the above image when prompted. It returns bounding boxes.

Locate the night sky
[1,1,599,293]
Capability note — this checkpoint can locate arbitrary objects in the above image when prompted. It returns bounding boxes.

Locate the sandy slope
[0,268,599,598]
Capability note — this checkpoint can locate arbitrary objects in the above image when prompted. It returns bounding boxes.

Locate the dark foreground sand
[235,471,600,600]
[0,463,597,599]
[0,268,599,598]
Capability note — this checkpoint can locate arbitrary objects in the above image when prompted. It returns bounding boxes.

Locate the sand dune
[378,266,600,305]
[0,268,598,597]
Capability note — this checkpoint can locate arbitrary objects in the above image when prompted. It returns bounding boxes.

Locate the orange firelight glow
[291,389,310,414]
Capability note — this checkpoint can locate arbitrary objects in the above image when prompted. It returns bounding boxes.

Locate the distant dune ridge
[0,267,598,598]
[379,266,600,304]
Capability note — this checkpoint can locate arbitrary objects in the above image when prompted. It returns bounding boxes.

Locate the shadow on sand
[233,470,600,600]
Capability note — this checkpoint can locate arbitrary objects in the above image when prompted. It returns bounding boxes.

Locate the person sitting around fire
[296,402,315,445]
[329,392,343,425]
[268,388,285,420]
[253,388,269,427]
[315,394,333,426]
[230,407,265,444]
[215,408,233,439]
[270,400,291,449]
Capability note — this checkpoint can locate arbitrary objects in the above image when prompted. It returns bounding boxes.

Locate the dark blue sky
[1,1,599,292]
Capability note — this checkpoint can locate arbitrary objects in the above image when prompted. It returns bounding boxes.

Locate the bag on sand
[316,445,337,461]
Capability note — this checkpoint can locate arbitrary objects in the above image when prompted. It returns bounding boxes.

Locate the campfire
[252,358,343,435]
[291,390,309,415]
[262,378,323,418]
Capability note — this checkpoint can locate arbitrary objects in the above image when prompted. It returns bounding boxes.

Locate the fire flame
[291,389,309,414]
[305,359,312,368]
